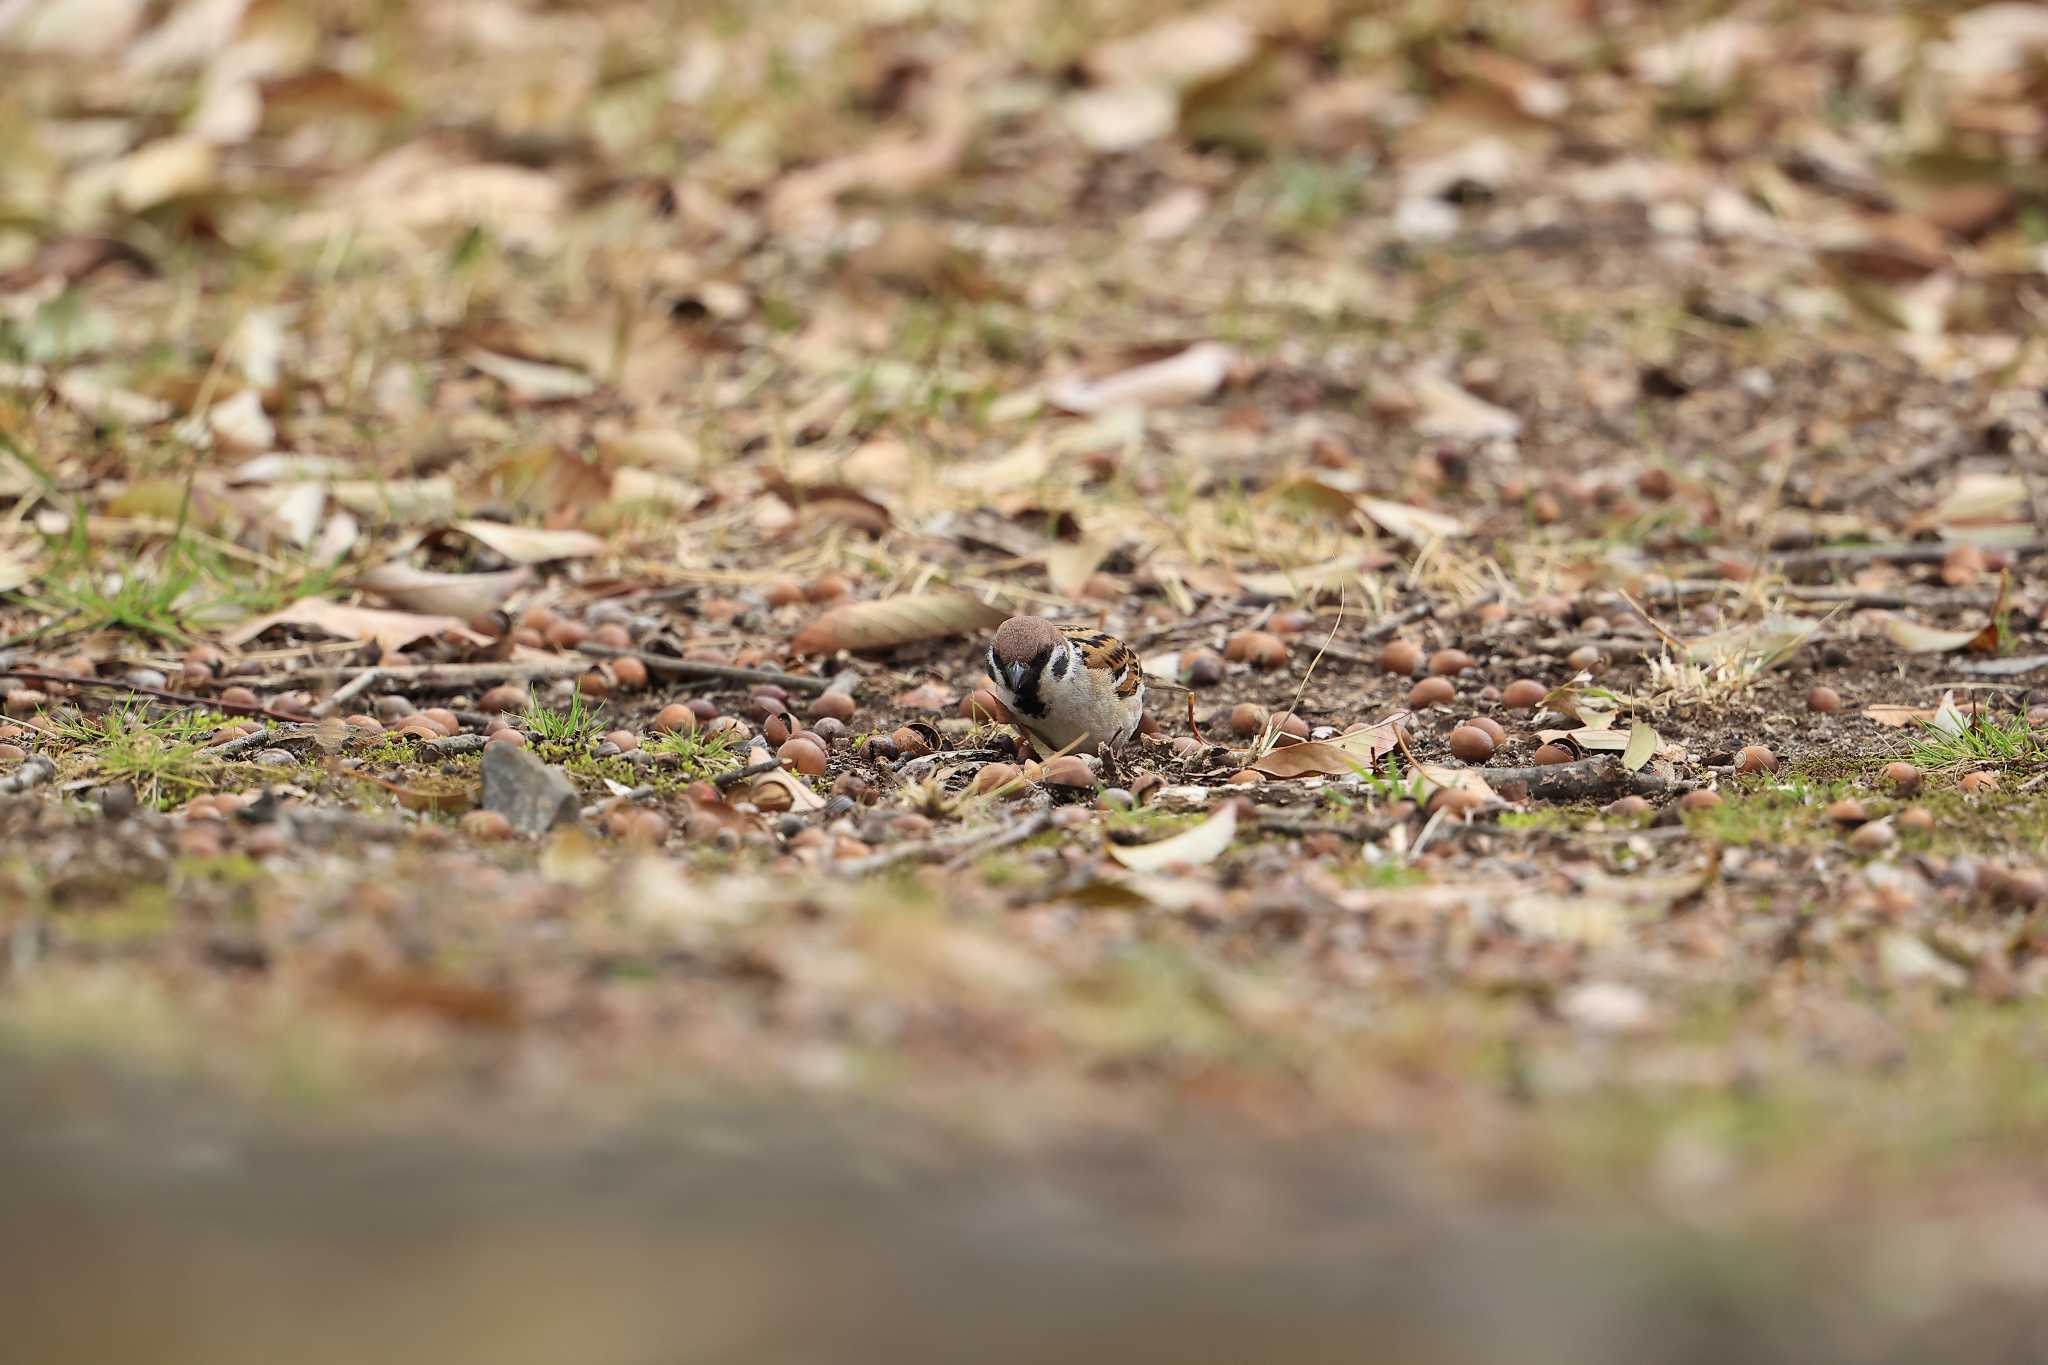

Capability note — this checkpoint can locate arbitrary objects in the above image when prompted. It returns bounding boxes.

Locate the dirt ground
[6,0,2048,1357]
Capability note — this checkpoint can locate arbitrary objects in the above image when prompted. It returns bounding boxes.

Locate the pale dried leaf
[1410,371,1521,441]
[447,520,606,564]
[1045,342,1236,414]
[356,562,531,618]
[1064,84,1178,152]
[1360,497,1465,544]
[225,599,489,655]
[52,371,172,426]
[1106,802,1236,872]
[1883,615,1985,654]
[750,768,826,813]
[1622,722,1659,772]
[467,350,597,403]
[206,389,273,453]
[792,594,1006,656]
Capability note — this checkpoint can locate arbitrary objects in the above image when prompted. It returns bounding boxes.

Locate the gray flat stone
[481,742,579,835]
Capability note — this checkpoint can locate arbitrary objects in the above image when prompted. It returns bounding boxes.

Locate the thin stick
[313,667,380,718]
[0,670,304,721]
[836,808,1054,876]
[1771,540,2048,572]
[712,756,782,790]
[1475,757,1686,799]
[576,643,833,694]
[208,725,283,757]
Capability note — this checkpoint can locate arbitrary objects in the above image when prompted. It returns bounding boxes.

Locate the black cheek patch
[1050,652,1067,680]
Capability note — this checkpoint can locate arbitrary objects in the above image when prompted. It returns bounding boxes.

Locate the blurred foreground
[3,1058,2046,1365]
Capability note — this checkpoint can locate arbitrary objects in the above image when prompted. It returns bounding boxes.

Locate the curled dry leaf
[1045,342,1237,414]
[1251,719,1400,779]
[226,598,490,656]
[1106,801,1236,872]
[750,768,826,813]
[1883,575,2007,655]
[466,349,597,404]
[1410,370,1522,441]
[1360,497,1465,544]
[792,593,1006,656]
[1621,721,1659,772]
[1685,616,1819,668]
[440,520,607,564]
[356,562,532,618]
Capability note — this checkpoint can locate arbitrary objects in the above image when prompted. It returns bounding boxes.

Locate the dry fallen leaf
[226,598,490,656]
[1251,721,1400,779]
[441,520,607,564]
[1106,802,1237,872]
[467,350,597,404]
[1045,343,1237,415]
[356,562,532,619]
[792,594,1007,656]
[1360,497,1466,545]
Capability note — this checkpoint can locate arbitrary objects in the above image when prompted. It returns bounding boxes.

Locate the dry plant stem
[424,735,487,756]
[1128,610,1235,649]
[1638,580,1999,609]
[0,670,304,721]
[290,660,590,689]
[313,668,381,718]
[712,757,783,790]
[576,643,834,694]
[209,725,282,757]
[836,808,1054,876]
[1527,636,1663,660]
[1770,540,2048,572]
[1477,757,1685,800]
[896,748,1012,780]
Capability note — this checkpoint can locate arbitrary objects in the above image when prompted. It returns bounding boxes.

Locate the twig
[1475,756,1686,800]
[288,660,590,689]
[712,757,782,791]
[1357,598,1437,644]
[1770,540,2048,573]
[208,725,284,757]
[1816,439,1964,510]
[0,670,303,721]
[837,807,1054,876]
[423,734,487,756]
[1525,636,1664,660]
[313,667,380,718]
[895,747,1011,780]
[1636,580,2000,610]
[1128,609,1235,650]
[576,643,833,694]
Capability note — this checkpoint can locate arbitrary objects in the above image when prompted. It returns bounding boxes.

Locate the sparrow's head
[988,616,1068,697]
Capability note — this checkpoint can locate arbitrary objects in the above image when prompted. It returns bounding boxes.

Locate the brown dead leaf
[1251,720,1400,779]
[766,58,980,232]
[793,594,1006,656]
[0,235,155,292]
[226,599,489,656]
[893,682,958,710]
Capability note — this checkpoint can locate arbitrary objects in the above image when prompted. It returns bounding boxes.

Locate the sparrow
[984,616,1145,759]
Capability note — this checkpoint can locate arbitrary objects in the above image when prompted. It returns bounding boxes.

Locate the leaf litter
[4,0,2048,1352]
